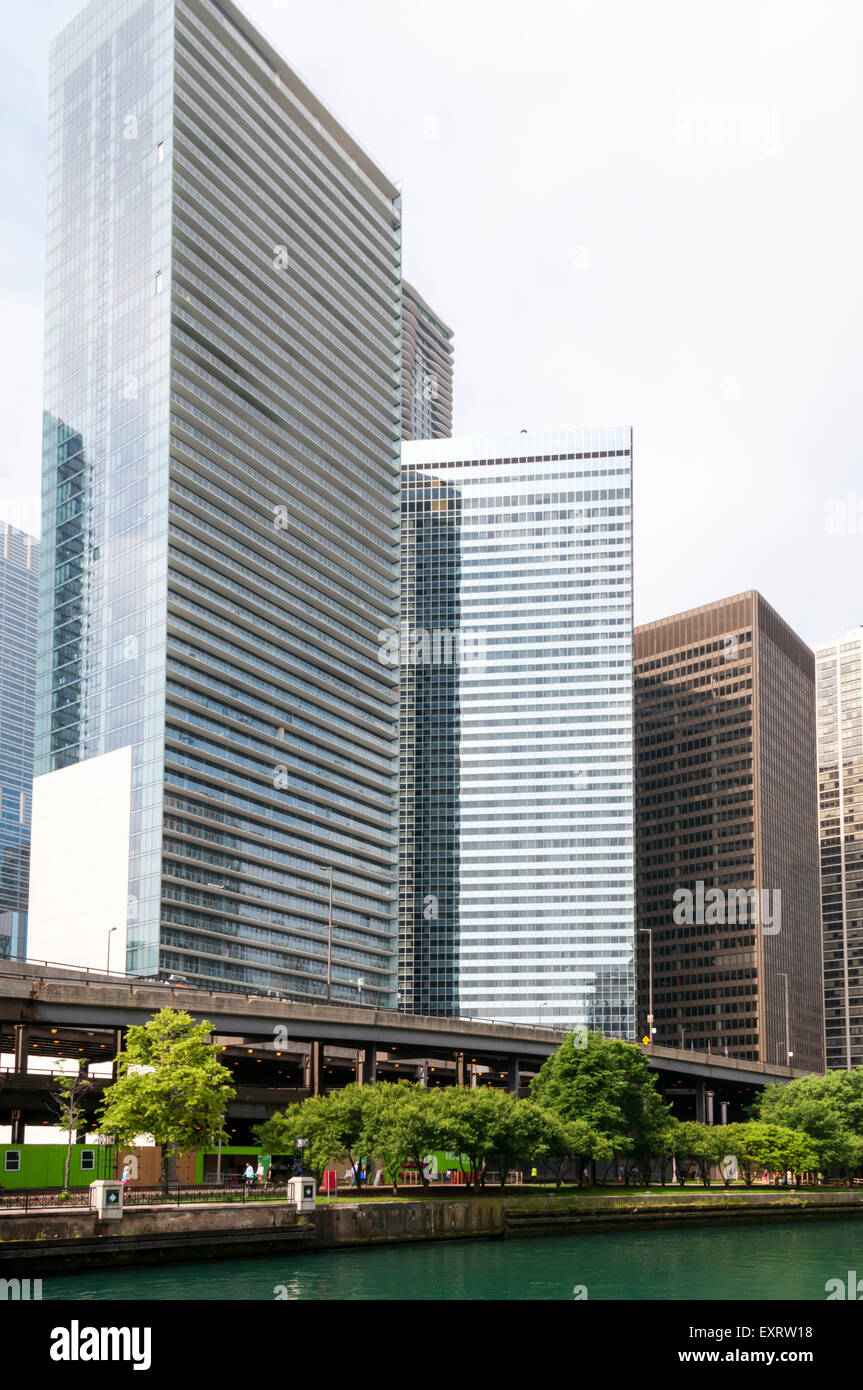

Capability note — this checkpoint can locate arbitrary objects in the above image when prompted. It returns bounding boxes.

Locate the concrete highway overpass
[0,962,811,1143]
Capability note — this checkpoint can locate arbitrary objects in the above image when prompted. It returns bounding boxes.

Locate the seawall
[2,1191,862,1275]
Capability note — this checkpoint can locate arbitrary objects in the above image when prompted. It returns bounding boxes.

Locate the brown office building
[635,592,824,1072]
[401,281,453,441]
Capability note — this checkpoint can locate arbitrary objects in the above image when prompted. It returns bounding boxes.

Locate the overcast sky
[1,0,861,648]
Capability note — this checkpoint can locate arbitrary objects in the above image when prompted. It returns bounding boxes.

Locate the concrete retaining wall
[1,1192,861,1275]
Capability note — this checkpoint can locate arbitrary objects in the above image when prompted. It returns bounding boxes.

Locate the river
[41,1217,863,1300]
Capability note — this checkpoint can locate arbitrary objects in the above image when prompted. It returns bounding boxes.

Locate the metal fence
[121,1182,296,1206]
[0,1187,92,1211]
[0,1182,297,1210]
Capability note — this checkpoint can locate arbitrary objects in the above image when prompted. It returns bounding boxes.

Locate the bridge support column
[358,1044,377,1085]
[695,1080,706,1123]
[13,1024,29,1074]
[507,1058,521,1094]
[112,1027,126,1082]
[455,1050,466,1088]
[305,1041,322,1096]
[10,1110,24,1143]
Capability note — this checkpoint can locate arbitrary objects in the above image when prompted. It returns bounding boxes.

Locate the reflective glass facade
[38,0,401,1002]
[400,430,634,1030]
[0,526,39,959]
[816,628,863,1069]
[401,282,453,442]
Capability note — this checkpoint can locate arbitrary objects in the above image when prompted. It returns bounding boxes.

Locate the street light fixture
[777,971,792,1066]
[639,927,655,1042]
[106,926,117,975]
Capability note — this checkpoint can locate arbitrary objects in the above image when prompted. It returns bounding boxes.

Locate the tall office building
[399,429,634,1029]
[0,525,40,960]
[635,593,824,1072]
[32,0,402,1004]
[401,281,453,441]
[816,626,863,1069]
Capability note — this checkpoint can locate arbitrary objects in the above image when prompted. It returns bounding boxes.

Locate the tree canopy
[96,1008,235,1188]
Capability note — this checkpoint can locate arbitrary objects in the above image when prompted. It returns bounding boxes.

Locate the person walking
[256,1160,265,1187]
[243,1161,255,1188]
[121,1160,132,1185]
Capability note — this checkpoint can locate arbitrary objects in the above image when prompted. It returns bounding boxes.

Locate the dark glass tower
[35,0,402,1003]
[0,525,39,959]
[816,627,863,1069]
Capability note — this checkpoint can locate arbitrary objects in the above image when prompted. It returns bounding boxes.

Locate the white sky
[1,0,861,646]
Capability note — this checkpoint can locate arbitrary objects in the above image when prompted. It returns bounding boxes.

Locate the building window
[80,1150,95,1171]
[4,1150,21,1172]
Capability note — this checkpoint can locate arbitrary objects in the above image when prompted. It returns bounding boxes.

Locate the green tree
[361,1082,439,1192]
[96,1009,234,1192]
[670,1121,722,1186]
[49,1060,92,1191]
[322,1085,371,1189]
[435,1087,517,1189]
[651,1118,682,1187]
[756,1072,863,1172]
[723,1122,819,1187]
[544,1114,613,1189]
[530,1031,672,1181]
[254,1094,341,1184]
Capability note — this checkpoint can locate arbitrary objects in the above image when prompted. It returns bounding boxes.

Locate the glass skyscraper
[36,0,401,1002]
[0,525,40,960]
[816,627,863,1069]
[399,429,634,1029]
[401,282,453,442]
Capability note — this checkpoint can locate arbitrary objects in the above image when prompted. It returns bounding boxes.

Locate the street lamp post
[639,927,654,1041]
[777,971,792,1066]
[326,866,334,1002]
[106,926,117,975]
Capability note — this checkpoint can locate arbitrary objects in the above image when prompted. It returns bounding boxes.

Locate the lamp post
[777,971,792,1066]
[326,866,334,1001]
[106,926,117,975]
[639,927,654,1042]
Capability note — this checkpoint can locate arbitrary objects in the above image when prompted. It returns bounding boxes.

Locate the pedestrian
[256,1160,265,1186]
[121,1160,132,1185]
[243,1161,255,1187]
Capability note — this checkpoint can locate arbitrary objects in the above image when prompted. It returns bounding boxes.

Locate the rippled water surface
[42,1218,863,1300]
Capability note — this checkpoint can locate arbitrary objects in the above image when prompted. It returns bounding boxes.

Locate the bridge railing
[0,959,567,1032]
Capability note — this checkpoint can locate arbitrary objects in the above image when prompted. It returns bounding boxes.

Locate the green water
[42,1219,863,1300]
